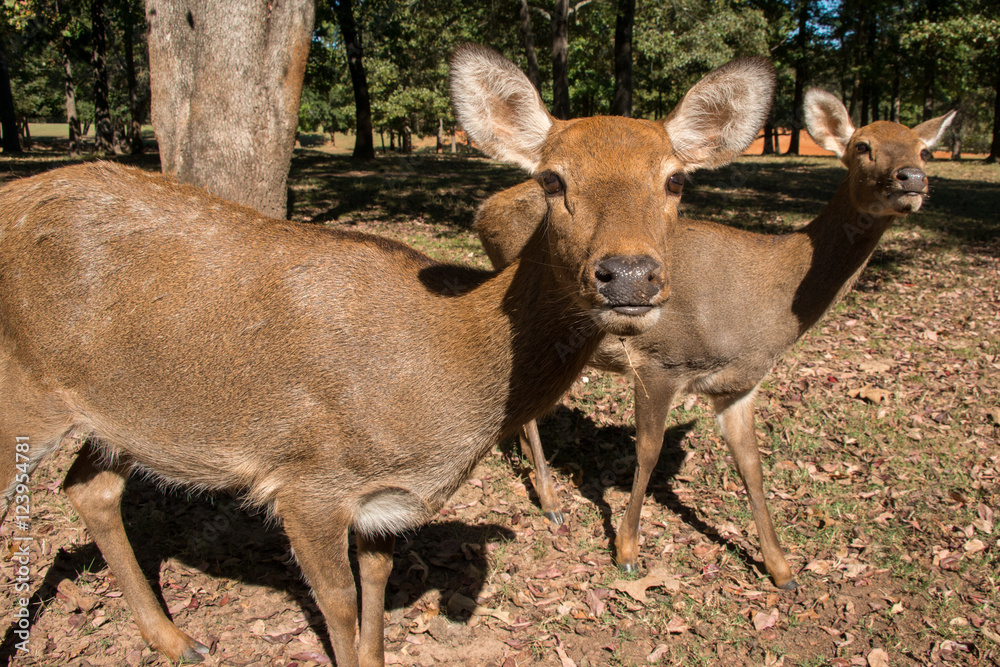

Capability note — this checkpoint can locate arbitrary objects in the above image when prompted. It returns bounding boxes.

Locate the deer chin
[591,305,662,337]
[891,191,924,214]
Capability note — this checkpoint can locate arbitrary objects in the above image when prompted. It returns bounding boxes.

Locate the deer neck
[788,177,896,335]
[460,235,606,437]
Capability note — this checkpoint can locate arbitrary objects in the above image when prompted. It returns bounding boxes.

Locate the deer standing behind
[0,46,774,666]
[477,89,956,591]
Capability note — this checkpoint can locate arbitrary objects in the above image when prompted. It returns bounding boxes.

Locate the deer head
[804,88,957,217]
[451,45,775,335]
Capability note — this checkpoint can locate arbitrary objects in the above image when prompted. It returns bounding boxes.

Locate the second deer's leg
[63,441,210,663]
[519,420,564,524]
[357,532,395,667]
[712,391,796,590]
[614,373,678,573]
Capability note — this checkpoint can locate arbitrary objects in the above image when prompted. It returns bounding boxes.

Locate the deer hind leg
[519,420,564,525]
[63,440,210,662]
[357,532,395,667]
[713,391,796,590]
[279,497,361,667]
[614,372,678,573]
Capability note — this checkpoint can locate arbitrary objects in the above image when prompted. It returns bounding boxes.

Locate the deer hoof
[543,510,565,526]
[777,579,798,592]
[618,561,640,575]
[179,641,210,663]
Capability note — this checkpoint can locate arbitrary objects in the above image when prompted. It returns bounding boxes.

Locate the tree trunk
[450,125,456,153]
[333,0,375,161]
[92,0,114,154]
[62,37,83,156]
[987,54,1000,163]
[786,0,809,155]
[922,59,936,122]
[611,0,635,117]
[121,0,145,154]
[146,0,315,218]
[519,0,542,93]
[0,43,22,154]
[890,69,900,122]
[551,0,570,120]
[762,121,776,155]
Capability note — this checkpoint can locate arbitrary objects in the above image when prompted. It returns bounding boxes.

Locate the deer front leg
[519,420,564,525]
[712,391,796,590]
[63,441,209,663]
[280,503,361,667]
[614,373,678,573]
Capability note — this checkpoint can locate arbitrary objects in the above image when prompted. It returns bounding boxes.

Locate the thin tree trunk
[92,0,114,154]
[0,44,22,154]
[922,59,936,122]
[551,0,570,120]
[890,69,900,122]
[519,0,542,93]
[786,0,809,155]
[121,0,144,154]
[762,121,775,155]
[334,0,375,161]
[987,54,1000,163]
[63,38,83,156]
[611,0,635,117]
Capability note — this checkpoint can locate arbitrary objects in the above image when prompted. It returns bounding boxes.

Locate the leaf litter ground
[0,145,998,666]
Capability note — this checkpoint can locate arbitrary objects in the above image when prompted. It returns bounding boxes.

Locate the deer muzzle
[594,254,666,315]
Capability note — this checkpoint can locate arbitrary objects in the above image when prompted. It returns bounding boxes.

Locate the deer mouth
[890,189,925,214]
[592,303,663,336]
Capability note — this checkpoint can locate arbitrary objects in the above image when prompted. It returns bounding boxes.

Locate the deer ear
[450,44,554,173]
[663,57,776,171]
[803,89,855,158]
[912,109,957,150]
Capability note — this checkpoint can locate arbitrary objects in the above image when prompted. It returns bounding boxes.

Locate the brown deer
[476,88,956,591]
[0,46,774,666]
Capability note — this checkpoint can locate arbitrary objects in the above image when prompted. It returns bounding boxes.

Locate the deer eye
[920,148,931,161]
[666,173,685,195]
[539,172,564,196]
[856,142,870,155]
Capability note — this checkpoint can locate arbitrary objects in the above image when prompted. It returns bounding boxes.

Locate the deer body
[477,89,956,591]
[0,46,774,666]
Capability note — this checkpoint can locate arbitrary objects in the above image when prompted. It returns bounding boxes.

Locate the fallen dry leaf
[665,615,691,634]
[753,608,779,632]
[647,644,670,662]
[610,568,682,605]
[447,592,514,625]
[849,384,891,404]
[553,635,577,667]
[867,648,889,667]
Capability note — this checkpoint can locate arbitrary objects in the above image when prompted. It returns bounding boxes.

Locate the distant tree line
[2,0,1000,162]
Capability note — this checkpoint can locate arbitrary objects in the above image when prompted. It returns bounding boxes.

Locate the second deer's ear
[803,89,855,158]
[450,44,554,173]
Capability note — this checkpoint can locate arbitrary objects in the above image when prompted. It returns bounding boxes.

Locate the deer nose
[895,167,928,193]
[594,255,665,313]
